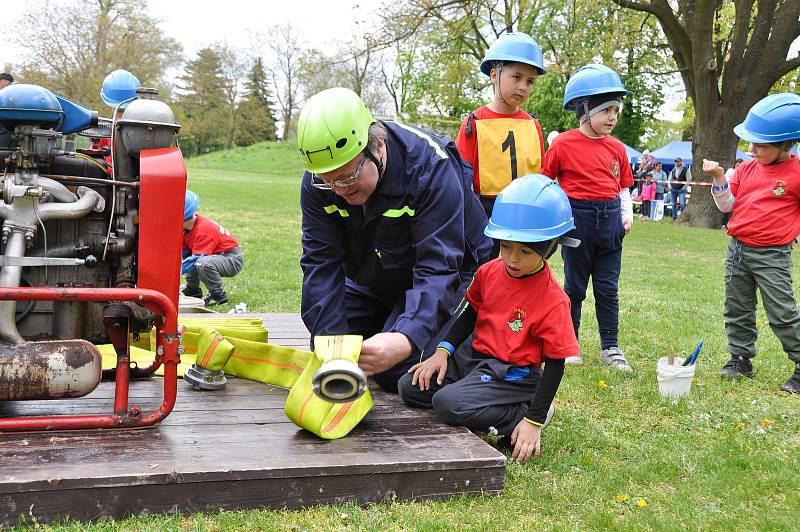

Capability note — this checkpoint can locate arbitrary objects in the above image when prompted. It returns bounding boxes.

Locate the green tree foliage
[178,47,228,156]
[13,0,180,111]
[380,0,672,148]
[611,0,800,227]
[234,58,278,146]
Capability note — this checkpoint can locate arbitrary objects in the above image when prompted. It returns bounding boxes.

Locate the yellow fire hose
[98,317,372,439]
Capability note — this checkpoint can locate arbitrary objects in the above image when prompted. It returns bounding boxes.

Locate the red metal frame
[0,287,180,432]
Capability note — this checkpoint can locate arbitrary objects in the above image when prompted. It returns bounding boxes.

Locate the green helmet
[297,87,376,174]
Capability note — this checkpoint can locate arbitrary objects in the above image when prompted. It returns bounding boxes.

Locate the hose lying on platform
[98,317,372,439]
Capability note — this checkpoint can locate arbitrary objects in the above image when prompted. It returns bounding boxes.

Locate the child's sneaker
[203,291,229,307]
[181,285,203,298]
[719,354,754,378]
[779,363,800,393]
[565,355,583,366]
[600,347,632,373]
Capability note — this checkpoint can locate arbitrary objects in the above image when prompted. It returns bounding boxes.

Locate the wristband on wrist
[712,182,729,191]
[436,341,455,357]
[523,417,544,427]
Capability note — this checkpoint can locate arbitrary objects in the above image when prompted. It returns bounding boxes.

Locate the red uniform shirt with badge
[183,214,239,255]
[542,128,633,200]
[727,156,800,247]
[455,106,545,197]
[465,258,579,366]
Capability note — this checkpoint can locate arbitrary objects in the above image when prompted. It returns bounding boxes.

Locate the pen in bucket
[682,340,703,366]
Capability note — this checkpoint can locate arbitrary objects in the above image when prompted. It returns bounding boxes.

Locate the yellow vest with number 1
[475,117,542,197]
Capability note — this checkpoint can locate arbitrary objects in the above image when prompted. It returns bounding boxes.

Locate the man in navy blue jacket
[297,88,493,392]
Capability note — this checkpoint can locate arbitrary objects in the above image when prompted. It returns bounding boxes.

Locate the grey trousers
[398,339,541,436]
[185,246,244,297]
[724,238,800,363]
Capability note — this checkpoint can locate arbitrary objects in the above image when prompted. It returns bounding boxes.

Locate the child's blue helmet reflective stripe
[562,64,629,109]
[485,174,575,243]
[100,69,141,110]
[184,190,199,221]
[480,32,545,75]
[733,93,800,144]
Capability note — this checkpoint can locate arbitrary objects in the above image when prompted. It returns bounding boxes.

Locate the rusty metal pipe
[0,287,179,432]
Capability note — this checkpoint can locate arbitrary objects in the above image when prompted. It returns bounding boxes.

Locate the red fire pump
[0,83,185,431]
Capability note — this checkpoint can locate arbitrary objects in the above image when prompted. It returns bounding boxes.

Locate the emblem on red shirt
[773,180,786,196]
[609,158,620,178]
[507,307,527,333]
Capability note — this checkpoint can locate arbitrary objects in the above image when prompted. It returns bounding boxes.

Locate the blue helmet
[562,64,629,109]
[184,190,199,221]
[480,32,545,76]
[100,69,141,110]
[485,174,575,243]
[734,93,800,144]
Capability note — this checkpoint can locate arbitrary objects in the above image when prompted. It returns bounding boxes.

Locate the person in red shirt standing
[703,93,800,393]
[455,32,546,257]
[181,190,244,306]
[542,64,634,372]
[398,174,580,463]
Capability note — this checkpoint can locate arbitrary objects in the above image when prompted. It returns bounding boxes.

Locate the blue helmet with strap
[734,93,800,144]
[562,64,629,109]
[480,32,545,76]
[100,69,141,110]
[485,174,575,245]
[184,190,199,221]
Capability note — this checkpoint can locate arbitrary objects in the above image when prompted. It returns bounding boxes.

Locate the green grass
[23,143,800,530]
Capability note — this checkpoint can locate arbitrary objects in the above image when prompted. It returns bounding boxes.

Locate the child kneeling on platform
[398,174,580,462]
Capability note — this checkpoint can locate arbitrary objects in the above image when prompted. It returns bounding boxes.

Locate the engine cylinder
[0,339,102,400]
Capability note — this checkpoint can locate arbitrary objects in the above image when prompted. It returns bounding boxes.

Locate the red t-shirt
[542,128,633,200]
[727,156,800,246]
[183,214,240,255]
[455,105,545,196]
[465,258,579,366]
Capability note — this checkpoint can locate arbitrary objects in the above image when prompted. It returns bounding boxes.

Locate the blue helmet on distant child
[733,93,800,144]
[485,174,575,245]
[184,190,199,221]
[480,32,545,75]
[562,64,629,109]
[100,69,141,110]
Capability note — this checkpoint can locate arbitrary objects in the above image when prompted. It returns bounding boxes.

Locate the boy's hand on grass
[408,349,448,391]
[359,332,412,376]
[510,419,542,463]
[702,159,725,180]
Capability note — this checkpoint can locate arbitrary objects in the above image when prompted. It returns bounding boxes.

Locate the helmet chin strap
[582,100,603,136]
[495,64,513,107]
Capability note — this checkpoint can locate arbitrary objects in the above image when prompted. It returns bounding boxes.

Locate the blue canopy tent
[622,142,642,164]
[649,140,752,173]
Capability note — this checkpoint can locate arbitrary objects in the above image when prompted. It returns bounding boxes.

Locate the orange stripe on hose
[229,354,305,373]
[200,333,224,367]
[321,401,354,434]
[298,393,315,425]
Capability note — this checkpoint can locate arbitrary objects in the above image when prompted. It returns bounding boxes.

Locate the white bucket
[656,356,696,398]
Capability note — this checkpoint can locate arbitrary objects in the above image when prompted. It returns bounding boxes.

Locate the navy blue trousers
[398,339,541,436]
[344,271,474,393]
[561,197,625,349]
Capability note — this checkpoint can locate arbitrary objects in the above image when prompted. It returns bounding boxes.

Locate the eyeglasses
[311,155,366,190]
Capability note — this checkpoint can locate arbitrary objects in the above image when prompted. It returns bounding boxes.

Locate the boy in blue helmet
[702,93,800,393]
[542,64,634,372]
[398,174,580,463]
[181,190,244,306]
[456,32,546,257]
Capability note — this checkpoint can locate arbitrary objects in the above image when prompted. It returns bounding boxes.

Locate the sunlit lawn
[22,142,800,530]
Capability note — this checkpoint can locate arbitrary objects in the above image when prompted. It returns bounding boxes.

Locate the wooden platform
[0,313,505,525]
